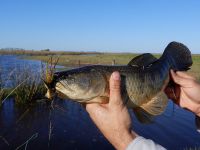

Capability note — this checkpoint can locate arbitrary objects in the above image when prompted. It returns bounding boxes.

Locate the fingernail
[112,72,120,81]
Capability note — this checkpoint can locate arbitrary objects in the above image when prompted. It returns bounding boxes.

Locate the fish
[44,42,192,123]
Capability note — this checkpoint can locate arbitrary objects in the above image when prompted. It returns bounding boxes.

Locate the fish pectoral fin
[128,53,158,67]
[141,92,168,116]
[85,96,109,104]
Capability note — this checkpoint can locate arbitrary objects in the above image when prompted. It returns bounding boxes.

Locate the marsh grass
[41,56,59,86]
[10,66,46,105]
[0,56,59,106]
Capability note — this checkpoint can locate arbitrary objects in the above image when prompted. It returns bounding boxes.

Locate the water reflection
[0,99,113,149]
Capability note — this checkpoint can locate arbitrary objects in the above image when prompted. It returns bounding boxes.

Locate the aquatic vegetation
[0,56,60,106]
[41,56,59,101]
[0,67,17,105]
[42,56,59,86]
[10,66,46,105]
[15,133,38,150]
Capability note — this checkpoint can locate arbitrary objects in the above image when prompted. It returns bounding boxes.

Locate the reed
[10,66,46,105]
[42,56,59,86]
[0,66,17,105]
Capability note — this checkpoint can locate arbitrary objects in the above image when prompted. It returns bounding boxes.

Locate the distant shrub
[41,49,50,52]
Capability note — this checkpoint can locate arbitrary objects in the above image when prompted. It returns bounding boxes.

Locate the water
[0,55,200,150]
[0,55,42,88]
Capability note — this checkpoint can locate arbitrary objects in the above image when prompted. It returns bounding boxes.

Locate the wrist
[113,130,136,150]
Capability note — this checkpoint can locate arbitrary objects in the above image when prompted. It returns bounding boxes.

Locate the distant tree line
[0,48,102,56]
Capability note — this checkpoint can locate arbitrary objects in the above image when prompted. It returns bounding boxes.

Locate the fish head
[55,69,106,101]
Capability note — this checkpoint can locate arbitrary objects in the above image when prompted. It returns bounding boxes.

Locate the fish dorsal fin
[128,53,158,67]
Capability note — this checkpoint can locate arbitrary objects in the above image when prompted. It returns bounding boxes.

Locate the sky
[0,0,200,53]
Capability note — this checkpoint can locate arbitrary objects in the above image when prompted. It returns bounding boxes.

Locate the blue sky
[0,0,200,53]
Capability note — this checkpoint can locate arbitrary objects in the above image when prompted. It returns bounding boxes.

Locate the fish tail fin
[161,41,192,71]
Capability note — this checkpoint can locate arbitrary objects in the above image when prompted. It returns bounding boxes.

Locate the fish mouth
[45,92,51,99]
[45,89,57,100]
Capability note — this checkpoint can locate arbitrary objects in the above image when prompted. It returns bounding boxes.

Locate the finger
[109,71,123,106]
[175,71,196,80]
[170,70,191,87]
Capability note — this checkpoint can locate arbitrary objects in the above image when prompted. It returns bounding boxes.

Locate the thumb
[86,103,103,116]
[170,70,191,87]
[109,71,123,106]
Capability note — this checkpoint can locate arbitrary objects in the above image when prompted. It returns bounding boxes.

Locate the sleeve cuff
[126,136,166,150]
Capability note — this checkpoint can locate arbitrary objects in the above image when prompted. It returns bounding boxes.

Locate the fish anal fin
[133,107,154,124]
[128,53,158,67]
[141,92,168,116]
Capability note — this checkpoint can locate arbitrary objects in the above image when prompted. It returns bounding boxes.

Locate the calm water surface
[0,55,200,150]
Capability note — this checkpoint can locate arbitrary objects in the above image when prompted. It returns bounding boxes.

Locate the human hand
[165,70,200,117]
[86,72,136,150]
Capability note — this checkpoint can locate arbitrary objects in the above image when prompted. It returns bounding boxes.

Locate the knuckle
[110,82,121,90]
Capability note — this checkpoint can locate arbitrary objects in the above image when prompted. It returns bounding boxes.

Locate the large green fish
[44,42,192,123]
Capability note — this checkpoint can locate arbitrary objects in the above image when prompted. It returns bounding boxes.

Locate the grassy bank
[24,53,200,79]
[24,53,139,66]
